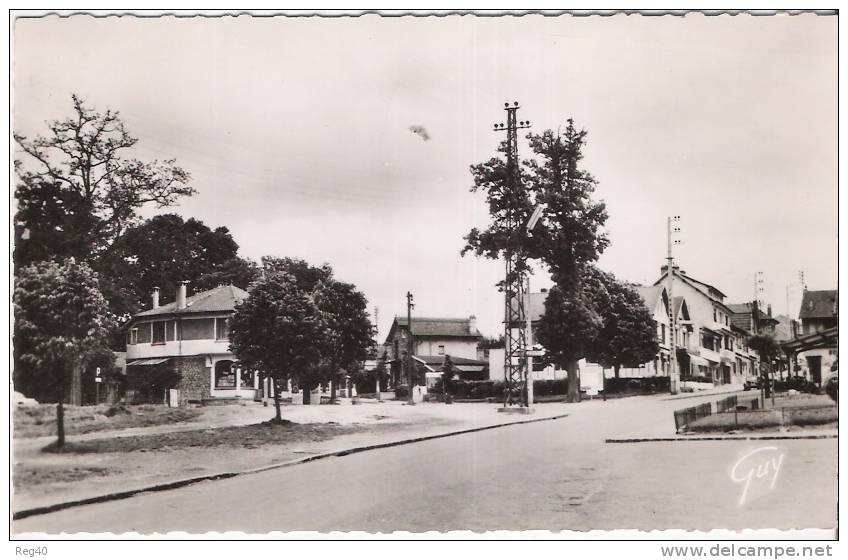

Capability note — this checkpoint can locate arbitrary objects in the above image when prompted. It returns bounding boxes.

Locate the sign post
[95,367,102,405]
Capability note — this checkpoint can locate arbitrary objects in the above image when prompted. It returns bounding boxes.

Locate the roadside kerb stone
[13,412,568,521]
[606,432,837,443]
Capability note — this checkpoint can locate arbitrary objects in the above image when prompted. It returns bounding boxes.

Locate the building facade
[383,316,484,387]
[797,289,838,386]
[124,283,257,404]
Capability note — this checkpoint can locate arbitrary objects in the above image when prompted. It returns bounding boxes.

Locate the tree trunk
[69,362,82,406]
[614,364,620,379]
[56,401,65,448]
[272,377,282,423]
[302,382,311,405]
[566,359,580,403]
[329,368,338,404]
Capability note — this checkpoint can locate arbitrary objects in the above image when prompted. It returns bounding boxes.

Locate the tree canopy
[463,119,609,286]
[14,259,116,444]
[229,269,326,422]
[14,95,193,267]
[98,213,259,318]
[583,267,659,377]
[229,258,373,418]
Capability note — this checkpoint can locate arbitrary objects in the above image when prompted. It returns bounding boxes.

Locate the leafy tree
[749,333,781,398]
[463,119,609,286]
[535,279,603,402]
[229,270,326,423]
[98,214,257,318]
[585,267,659,379]
[478,335,505,350]
[13,259,115,447]
[313,278,373,403]
[464,119,609,402]
[441,355,457,402]
[14,95,193,268]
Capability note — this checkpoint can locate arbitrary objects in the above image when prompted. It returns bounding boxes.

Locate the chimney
[177,281,188,310]
[767,304,772,317]
[152,287,160,310]
[468,315,477,334]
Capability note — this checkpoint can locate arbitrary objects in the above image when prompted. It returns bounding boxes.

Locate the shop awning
[688,354,709,367]
[126,358,170,366]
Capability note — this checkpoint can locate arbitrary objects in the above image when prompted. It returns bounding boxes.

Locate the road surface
[14,392,837,534]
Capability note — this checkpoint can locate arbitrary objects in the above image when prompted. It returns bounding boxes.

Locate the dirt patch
[13,404,202,438]
[13,465,117,489]
[39,420,370,454]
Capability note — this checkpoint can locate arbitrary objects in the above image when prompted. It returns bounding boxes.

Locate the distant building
[124,283,255,404]
[383,316,485,387]
[796,290,838,385]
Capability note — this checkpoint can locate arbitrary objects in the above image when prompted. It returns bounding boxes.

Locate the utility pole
[667,215,681,395]
[494,101,532,410]
[374,306,381,399]
[406,292,415,405]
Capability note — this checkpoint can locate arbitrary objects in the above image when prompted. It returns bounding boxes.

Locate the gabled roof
[635,285,666,315]
[389,316,482,341]
[673,296,690,321]
[727,302,779,331]
[135,284,249,318]
[654,269,726,299]
[799,290,838,320]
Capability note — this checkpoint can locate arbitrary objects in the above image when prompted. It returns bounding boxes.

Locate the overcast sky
[13,13,837,339]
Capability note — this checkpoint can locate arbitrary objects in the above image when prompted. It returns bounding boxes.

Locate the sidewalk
[12,400,571,515]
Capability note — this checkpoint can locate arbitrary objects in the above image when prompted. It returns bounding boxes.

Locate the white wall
[417,338,479,360]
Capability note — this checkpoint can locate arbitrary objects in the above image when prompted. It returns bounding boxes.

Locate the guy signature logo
[730,446,785,506]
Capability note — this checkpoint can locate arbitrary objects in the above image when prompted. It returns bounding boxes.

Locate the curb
[606,433,837,443]
[660,389,748,401]
[13,413,569,521]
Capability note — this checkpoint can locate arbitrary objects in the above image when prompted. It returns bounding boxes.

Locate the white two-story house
[124,282,256,404]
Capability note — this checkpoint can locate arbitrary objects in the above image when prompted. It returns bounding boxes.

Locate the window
[166,321,176,342]
[216,317,230,340]
[437,345,445,355]
[713,309,717,322]
[136,322,151,343]
[661,324,666,343]
[129,328,138,345]
[152,321,166,345]
[181,318,215,340]
[215,360,236,389]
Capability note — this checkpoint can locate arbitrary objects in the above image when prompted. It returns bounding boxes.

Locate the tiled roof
[394,317,482,338]
[727,302,779,332]
[135,284,249,317]
[799,290,838,320]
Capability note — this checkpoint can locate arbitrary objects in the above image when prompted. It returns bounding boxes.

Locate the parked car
[743,377,760,391]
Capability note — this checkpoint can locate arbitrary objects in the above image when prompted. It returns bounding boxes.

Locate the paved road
[14,392,837,534]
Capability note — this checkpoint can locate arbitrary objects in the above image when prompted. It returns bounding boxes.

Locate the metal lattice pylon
[494,102,531,407]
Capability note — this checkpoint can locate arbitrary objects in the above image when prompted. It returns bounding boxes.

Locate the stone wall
[173,356,211,403]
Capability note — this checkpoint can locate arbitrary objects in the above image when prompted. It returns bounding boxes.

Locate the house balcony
[720,348,735,362]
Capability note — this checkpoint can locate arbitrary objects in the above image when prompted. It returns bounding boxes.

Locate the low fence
[673,394,837,433]
[673,402,713,432]
[674,395,761,432]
